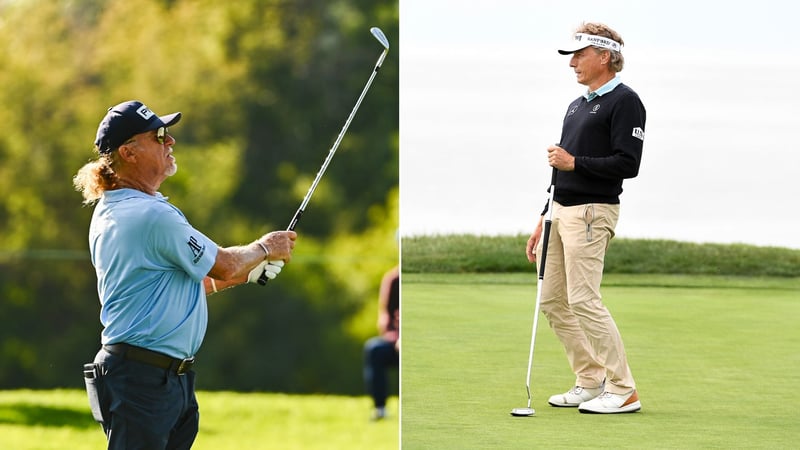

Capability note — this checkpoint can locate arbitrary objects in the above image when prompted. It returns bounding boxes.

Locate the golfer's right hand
[526,218,544,263]
[248,260,284,283]
[258,231,297,262]
[526,234,539,263]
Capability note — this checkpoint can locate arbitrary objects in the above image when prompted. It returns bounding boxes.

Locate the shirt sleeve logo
[187,236,206,264]
[632,127,645,141]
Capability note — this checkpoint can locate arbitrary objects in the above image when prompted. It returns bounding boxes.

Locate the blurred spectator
[363,266,399,420]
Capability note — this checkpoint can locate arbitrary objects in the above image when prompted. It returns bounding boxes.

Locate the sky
[399,0,800,249]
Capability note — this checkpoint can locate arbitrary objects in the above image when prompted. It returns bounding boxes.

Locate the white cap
[558,33,622,55]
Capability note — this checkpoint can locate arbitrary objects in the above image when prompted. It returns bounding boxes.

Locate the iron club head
[370,27,390,49]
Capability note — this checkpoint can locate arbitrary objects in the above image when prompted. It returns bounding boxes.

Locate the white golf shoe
[548,385,604,407]
[370,407,387,421]
[578,390,641,414]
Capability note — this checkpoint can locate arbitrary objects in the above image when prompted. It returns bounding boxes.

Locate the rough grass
[402,235,800,277]
[0,390,398,450]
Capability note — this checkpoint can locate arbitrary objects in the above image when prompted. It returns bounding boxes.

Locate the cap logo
[136,105,155,120]
[575,33,621,52]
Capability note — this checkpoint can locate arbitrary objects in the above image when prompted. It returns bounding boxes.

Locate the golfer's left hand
[259,231,297,262]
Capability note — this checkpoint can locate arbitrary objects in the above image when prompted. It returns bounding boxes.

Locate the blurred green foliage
[0,0,398,394]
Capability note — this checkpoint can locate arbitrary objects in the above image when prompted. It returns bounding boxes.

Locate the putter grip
[538,166,557,279]
[550,144,560,184]
[538,222,552,280]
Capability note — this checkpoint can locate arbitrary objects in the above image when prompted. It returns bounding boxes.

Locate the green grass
[401,273,800,449]
[0,390,398,449]
[5,237,798,449]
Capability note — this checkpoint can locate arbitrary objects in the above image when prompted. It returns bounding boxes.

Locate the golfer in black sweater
[525,22,646,414]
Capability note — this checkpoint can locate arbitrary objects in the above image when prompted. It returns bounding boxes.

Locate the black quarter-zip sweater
[550,83,646,208]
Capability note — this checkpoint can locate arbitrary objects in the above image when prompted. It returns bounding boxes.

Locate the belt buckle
[176,357,195,375]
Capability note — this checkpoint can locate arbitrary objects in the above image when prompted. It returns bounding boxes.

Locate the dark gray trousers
[84,348,199,450]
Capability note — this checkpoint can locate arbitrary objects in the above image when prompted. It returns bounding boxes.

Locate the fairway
[401,273,800,449]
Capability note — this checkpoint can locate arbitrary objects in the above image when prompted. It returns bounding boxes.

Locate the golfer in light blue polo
[74,100,297,449]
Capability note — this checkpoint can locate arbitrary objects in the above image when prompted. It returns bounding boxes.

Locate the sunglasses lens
[157,127,167,145]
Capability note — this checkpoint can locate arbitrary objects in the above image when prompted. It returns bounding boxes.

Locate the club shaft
[257,46,389,285]
[295,48,388,219]
[522,168,558,405]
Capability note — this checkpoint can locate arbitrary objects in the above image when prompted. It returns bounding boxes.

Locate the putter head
[510,407,535,417]
[370,27,390,49]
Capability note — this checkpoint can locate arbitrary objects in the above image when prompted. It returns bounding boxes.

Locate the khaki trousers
[537,202,635,394]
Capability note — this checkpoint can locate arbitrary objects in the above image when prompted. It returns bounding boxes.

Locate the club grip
[538,221,552,280]
[257,210,303,285]
[550,143,561,185]
[256,270,269,286]
[538,165,558,280]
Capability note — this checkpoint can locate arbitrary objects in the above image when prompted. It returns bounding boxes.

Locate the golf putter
[511,167,557,417]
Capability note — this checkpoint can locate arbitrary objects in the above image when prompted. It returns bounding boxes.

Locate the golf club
[510,167,557,417]
[258,27,390,285]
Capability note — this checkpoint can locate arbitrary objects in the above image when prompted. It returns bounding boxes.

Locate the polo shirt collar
[584,75,621,102]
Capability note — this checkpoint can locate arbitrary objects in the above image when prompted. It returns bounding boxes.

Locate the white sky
[399,0,800,249]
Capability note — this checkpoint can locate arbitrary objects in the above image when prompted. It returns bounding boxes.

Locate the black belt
[103,343,195,375]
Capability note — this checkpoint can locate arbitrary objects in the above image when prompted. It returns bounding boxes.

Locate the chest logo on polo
[590,104,601,114]
[187,236,206,264]
[632,127,645,141]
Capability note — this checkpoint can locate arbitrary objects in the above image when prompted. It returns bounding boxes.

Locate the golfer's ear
[118,144,137,162]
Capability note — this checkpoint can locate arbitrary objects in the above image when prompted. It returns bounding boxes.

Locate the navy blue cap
[94,100,181,153]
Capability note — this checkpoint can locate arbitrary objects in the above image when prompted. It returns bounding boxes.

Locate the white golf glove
[248,260,285,283]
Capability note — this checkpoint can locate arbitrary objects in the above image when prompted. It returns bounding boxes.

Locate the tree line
[0,0,398,394]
